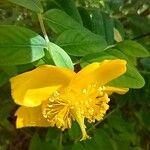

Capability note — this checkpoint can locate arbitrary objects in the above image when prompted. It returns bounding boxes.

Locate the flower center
[42,85,110,140]
[42,91,72,130]
[76,84,110,123]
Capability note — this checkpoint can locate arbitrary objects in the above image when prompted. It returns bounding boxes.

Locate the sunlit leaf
[0,25,46,65]
[56,29,107,56]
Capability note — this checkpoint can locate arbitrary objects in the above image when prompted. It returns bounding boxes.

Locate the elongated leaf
[91,9,114,45]
[8,0,43,13]
[78,7,92,30]
[0,66,18,87]
[47,42,74,70]
[44,9,83,34]
[93,129,115,150]
[91,9,105,37]
[72,129,115,150]
[68,122,80,140]
[102,12,114,45]
[44,8,107,57]
[56,29,107,56]
[0,98,14,131]
[0,72,9,87]
[128,15,150,33]
[0,25,46,65]
[29,133,42,150]
[72,143,85,150]
[116,40,150,57]
[81,49,145,88]
[55,0,82,24]
[109,64,145,89]
[140,58,150,70]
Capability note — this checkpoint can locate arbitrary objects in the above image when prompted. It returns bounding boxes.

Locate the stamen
[42,85,110,140]
[42,91,72,130]
[82,88,87,94]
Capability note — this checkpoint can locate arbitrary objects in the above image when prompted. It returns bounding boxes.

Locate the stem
[132,32,150,40]
[38,13,50,43]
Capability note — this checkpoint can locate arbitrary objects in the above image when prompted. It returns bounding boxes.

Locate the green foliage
[81,49,145,88]
[109,64,145,88]
[0,25,46,65]
[8,0,43,13]
[116,40,150,57]
[47,42,74,69]
[90,9,114,44]
[53,0,83,23]
[29,133,42,150]
[0,0,150,149]
[56,29,107,56]
[44,9,83,34]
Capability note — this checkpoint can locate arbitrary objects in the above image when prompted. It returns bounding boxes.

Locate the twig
[37,13,50,43]
[87,107,119,133]
[132,32,150,40]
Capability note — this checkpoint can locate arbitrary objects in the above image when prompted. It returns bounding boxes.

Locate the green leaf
[93,129,115,150]
[55,0,83,24]
[56,29,107,56]
[0,97,15,132]
[29,133,42,150]
[78,7,92,30]
[116,40,150,57]
[91,9,114,45]
[72,135,114,150]
[68,122,80,140]
[107,111,129,132]
[83,139,100,150]
[0,100,13,121]
[44,9,107,57]
[42,141,57,150]
[44,9,83,34]
[0,66,18,86]
[47,42,74,70]
[109,65,145,89]
[45,128,59,141]
[0,72,9,87]
[128,15,150,33]
[72,143,85,150]
[0,25,46,66]
[80,49,145,88]
[8,0,43,13]
[140,58,150,70]
[80,48,130,67]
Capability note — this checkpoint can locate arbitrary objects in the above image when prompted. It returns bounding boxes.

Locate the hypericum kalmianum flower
[10,59,128,140]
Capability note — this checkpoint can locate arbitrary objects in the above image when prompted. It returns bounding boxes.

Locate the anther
[82,89,87,94]
[54,91,60,96]
[49,98,54,102]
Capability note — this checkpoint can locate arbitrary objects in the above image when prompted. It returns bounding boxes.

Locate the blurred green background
[0,0,150,150]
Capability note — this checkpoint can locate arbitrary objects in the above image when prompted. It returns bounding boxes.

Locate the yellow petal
[15,106,50,128]
[10,65,75,107]
[69,59,127,89]
[105,86,129,95]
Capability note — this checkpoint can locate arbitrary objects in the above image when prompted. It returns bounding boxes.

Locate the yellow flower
[10,59,128,140]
